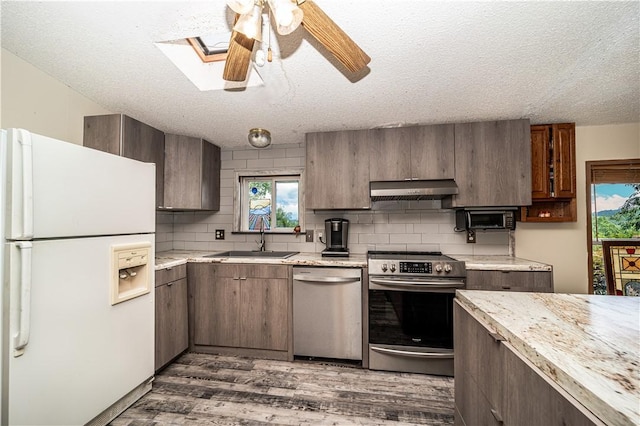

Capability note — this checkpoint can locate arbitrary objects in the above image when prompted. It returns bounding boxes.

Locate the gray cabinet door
[155,264,188,371]
[306,129,371,210]
[369,128,412,181]
[369,124,455,181]
[191,264,240,347]
[155,277,188,370]
[466,270,554,292]
[409,124,455,180]
[84,114,165,207]
[164,134,220,211]
[446,119,531,207]
[239,264,290,351]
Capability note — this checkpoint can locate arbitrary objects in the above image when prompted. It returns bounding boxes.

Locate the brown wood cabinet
[443,119,532,208]
[369,124,455,181]
[466,270,554,292]
[305,129,371,210]
[155,264,189,371]
[84,114,165,207]
[189,263,292,360]
[454,300,605,426]
[522,123,577,222]
[163,134,221,211]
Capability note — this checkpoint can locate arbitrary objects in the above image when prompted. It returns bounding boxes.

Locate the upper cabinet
[521,123,577,222]
[305,129,371,210]
[369,124,455,181]
[443,119,532,208]
[84,114,165,207]
[163,134,221,211]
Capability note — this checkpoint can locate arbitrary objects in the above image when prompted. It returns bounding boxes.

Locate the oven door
[368,275,464,376]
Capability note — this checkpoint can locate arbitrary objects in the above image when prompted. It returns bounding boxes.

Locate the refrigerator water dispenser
[111,242,152,305]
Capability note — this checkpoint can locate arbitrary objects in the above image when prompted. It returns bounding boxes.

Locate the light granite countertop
[155,250,367,270]
[450,255,553,271]
[456,290,639,426]
[156,251,550,272]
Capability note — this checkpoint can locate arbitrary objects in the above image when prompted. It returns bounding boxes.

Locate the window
[235,171,304,233]
[586,159,640,294]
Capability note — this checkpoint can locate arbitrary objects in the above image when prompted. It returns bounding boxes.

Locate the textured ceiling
[2,1,639,148]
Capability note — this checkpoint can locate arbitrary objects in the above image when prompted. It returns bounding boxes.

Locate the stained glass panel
[247,180,271,231]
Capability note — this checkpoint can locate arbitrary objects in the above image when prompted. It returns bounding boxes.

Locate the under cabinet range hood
[370,179,459,201]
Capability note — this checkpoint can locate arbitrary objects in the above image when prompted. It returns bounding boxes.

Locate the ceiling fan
[223,0,371,81]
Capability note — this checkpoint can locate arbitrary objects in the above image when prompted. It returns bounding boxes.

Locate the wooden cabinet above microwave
[521,123,577,222]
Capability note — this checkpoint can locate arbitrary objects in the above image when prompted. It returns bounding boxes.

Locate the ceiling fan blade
[299,0,370,73]
[223,18,256,82]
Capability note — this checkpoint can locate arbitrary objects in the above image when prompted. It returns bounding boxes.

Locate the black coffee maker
[321,218,349,257]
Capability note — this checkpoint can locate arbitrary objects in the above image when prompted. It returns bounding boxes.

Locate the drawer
[156,263,187,287]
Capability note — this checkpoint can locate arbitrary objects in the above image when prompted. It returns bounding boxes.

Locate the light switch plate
[305,230,314,242]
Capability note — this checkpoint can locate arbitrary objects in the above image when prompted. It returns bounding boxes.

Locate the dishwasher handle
[293,274,361,284]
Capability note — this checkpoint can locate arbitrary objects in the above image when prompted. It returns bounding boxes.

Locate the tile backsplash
[155,143,512,256]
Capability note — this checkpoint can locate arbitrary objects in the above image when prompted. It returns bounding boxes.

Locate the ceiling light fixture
[267,0,303,35]
[233,0,264,41]
[223,0,371,82]
[248,128,271,148]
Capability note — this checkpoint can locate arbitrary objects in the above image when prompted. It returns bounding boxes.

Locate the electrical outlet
[318,232,323,242]
[305,230,314,242]
[466,229,476,244]
[215,229,225,240]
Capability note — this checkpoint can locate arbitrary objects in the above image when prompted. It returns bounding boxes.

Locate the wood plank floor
[110,352,455,425]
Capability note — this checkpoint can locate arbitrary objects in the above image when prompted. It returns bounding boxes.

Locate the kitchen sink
[205,251,299,259]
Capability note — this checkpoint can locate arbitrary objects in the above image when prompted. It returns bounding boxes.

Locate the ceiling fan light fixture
[248,128,272,148]
[267,0,303,35]
[227,0,254,15]
[233,0,264,41]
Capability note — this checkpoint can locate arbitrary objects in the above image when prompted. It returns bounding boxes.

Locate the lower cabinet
[188,263,292,360]
[454,300,604,426]
[155,264,189,371]
[466,270,553,292]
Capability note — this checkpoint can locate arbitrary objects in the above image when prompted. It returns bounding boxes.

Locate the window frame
[233,169,305,233]
[585,159,640,294]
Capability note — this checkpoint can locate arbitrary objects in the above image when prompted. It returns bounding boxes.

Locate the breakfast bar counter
[455,290,639,426]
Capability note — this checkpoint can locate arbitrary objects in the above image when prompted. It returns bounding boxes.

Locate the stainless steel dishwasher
[293,267,363,360]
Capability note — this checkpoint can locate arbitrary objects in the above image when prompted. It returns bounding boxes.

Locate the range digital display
[400,262,432,274]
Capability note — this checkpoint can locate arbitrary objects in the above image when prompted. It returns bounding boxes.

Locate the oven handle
[369,277,465,290]
[370,346,454,359]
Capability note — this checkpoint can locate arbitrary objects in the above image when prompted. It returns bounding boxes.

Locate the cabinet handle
[490,408,504,424]
[167,282,173,287]
[501,286,511,290]
[489,332,505,342]
[239,277,247,280]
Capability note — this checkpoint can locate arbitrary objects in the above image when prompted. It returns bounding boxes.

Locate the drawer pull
[501,286,511,290]
[490,408,504,424]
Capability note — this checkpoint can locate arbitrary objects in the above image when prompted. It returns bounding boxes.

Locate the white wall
[1,49,111,144]
[0,49,174,253]
[516,123,640,294]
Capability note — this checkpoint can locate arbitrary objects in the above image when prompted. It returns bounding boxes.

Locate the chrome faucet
[257,217,266,252]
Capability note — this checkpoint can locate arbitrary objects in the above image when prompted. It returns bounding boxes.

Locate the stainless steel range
[367,251,466,376]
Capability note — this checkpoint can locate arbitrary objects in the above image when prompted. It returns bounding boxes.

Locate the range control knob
[444,264,453,273]
[390,264,396,272]
[435,264,443,273]
[381,264,388,272]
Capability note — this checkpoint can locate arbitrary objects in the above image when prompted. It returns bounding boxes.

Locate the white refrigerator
[1,129,156,425]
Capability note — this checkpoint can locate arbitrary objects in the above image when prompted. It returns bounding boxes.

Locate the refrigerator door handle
[18,129,34,239]
[13,241,33,357]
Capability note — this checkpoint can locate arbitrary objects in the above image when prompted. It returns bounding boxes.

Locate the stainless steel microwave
[455,209,516,231]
